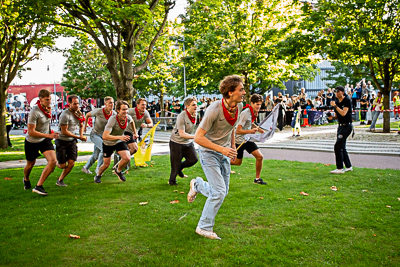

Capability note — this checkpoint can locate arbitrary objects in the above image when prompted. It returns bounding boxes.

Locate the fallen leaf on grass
[362,190,368,192]
[170,200,180,204]
[230,171,236,174]
[259,197,264,200]
[316,167,319,169]
[330,186,338,191]
[300,191,309,196]
[324,164,331,166]
[287,198,294,201]
[180,191,185,194]
[4,178,12,180]
[373,234,376,237]
[69,234,80,239]
[173,190,178,193]
[386,205,391,208]
[139,202,148,205]
[150,165,153,167]
[249,163,254,165]
[398,198,400,201]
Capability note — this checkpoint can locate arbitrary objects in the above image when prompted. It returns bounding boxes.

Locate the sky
[12,0,187,85]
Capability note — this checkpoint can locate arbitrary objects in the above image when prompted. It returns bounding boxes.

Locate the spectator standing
[360,94,369,125]
[392,91,399,120]
[6,111,13,147]
[369,92,383,131]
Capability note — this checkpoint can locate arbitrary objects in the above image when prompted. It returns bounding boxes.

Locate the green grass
[1,156,399,266]
[375,121,400,129]
[0,137,92,162]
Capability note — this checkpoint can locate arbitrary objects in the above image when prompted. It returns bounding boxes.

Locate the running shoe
[23,179,31,190]
[344,167,353,172]
[330,169,345,174]
[94,175,102,183]
[114,170,126,182]
[56,180,68,187]
[32,185,48,196]
[81,167,92,174]
[253,178,267,185]
[195,226,221,240]
[187,179,197,203]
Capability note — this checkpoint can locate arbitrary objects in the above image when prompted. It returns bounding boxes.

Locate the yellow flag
[135,121,160,166]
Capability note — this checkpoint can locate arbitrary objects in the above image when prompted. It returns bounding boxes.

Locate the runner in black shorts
[23,89,60,196]
[231,94,266,185]
[93,100,138,183]
[55,95,87,187]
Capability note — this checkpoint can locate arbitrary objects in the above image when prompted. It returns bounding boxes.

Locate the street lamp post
[174,36,186,98]
[47,63,57,123]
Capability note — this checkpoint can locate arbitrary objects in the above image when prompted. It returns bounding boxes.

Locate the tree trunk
[243,74,250,104]
[382,89,390,133]
[160,93,165,117]
[0,86,8,149]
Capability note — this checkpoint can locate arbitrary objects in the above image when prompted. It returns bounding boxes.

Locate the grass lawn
[0,156,399,266]
[0,137,92,162]
[375,120,400,129]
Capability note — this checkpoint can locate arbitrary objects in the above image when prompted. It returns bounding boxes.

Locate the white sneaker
[81,167,92,174]
[330,169,345,174]
[195,226,221,240]
[344,167,353,172]
[187,179,198,203]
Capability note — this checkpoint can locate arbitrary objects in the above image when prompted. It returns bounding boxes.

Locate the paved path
[3,120,398,170]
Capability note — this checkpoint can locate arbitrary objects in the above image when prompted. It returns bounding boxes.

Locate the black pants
[334,125,352,169]
[360,110,366,121]
[169,141,198,183]
[6,125,12,147]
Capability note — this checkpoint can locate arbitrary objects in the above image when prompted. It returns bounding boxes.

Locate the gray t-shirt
[58,109,81,141]
[26,105,51,143]
[235,108,252,144]
[91,108,117,136]
[126,108,150,134]
[170,111,196,145]
[103,115,133,146]
[198,100,243,151]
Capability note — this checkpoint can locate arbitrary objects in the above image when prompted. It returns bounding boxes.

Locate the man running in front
[187,75,245,240]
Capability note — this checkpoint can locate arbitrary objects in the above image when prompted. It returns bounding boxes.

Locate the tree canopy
[48,0,175,105]
[61,37,116,100]
[180,0,318,102]
[300,0,400,132]
[0,0,57,148]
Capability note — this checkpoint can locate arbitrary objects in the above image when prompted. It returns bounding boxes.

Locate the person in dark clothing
[359,94,369,125]
[327,86,353,174]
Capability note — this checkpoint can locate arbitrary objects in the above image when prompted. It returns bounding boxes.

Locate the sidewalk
[2,119,398,170]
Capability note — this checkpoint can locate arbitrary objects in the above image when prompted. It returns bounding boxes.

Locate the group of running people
[24,75,354,241]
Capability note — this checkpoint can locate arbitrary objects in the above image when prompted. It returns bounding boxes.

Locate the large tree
[61,37,116,100]
[132,31,181,115]
[301,0,400,133]
[180,0,317,102]
[0,0,57,149]
[49,0,175,104]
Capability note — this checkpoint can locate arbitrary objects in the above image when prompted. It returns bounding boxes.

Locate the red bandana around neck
[221,99,238,126]
[36,100,51,118]
[69,108,85,123]
[186,109,196,124]
[116,115,127,129]
[103,108,112,120]
[135,107,144,120]
[243,104,256,123]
